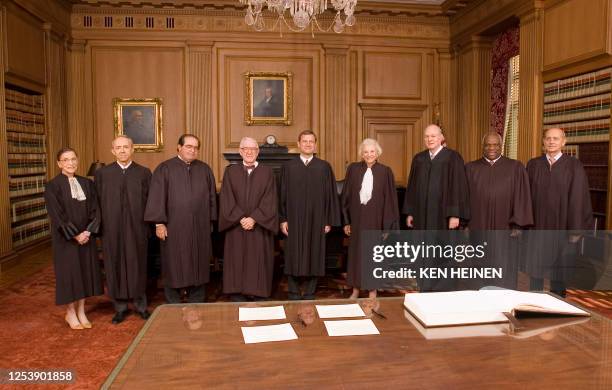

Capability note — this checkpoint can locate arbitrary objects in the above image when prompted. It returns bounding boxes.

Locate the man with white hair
[219,137,278,301]
[403,124,470,230]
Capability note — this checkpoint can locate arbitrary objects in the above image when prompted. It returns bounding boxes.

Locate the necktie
[548,157,555,167]
[122,168,127,175]
[304,159,310,166]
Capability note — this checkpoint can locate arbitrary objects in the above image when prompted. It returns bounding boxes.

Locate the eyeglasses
[240,147,259,152]
[60,158,78,163]
[182,145,199,150]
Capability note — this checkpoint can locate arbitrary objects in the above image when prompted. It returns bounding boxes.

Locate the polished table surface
[103,297,612,389]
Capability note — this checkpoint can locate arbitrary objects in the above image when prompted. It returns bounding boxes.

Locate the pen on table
[296,315,307,327]
[502,311,523,331]
[371,309,386,320]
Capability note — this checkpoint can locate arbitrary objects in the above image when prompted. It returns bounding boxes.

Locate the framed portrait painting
[113,98,164,152]
[244,72,293,125]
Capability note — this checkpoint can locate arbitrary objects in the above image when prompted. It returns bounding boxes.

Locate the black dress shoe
[111,311,127,324]
[552,290,567,298]
[138,310,151,320]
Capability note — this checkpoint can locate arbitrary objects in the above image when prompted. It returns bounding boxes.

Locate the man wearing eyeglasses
[219,137,278,301]
[145,134,217,303]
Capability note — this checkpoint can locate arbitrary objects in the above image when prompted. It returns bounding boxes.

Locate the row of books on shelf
[11,218,50,247]
[11,196,47,223]
[8,154,47,176]
[6,109,45,134]
[544,67,611,104]
[543,93,610,125]
[9,175,46,198]
[7,131,46,154]
[4,88,44,115]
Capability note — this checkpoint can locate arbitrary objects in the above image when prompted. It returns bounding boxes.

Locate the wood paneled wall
[543,0,611,71]
[65,6,450,185]
[91,44,186,168]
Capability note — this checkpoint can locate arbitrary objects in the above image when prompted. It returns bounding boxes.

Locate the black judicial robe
[280,157,341,277]
[525,154,593,280]
[465,156,533,289]
[341,162,399,289]
[144,157,217,289]
[527,154,593,230]
[465,156,533,230]
[44,174,103,305]
[403,147,470,229]
[219,164,278,297]
[95,162,151,300]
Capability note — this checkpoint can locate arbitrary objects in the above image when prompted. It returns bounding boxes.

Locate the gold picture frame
[244,72,293,126]
[113,98,164,152]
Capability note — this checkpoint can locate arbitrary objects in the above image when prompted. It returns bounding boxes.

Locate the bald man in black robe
[96,135,151,323]
[403,124,469,291]
[404,124,470,230]
[144,134,217,303]
[526,128,593,297]
[465,132,533,289]
[219,137,278,300]
[280,130,341,300]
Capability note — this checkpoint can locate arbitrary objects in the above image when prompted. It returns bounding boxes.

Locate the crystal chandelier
[239,0,357,34]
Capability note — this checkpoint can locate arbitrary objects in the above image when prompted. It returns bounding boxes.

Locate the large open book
[403,290,590,328]
[403,309,590,340]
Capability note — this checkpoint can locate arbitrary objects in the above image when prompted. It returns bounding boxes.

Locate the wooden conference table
[102,297,612,389]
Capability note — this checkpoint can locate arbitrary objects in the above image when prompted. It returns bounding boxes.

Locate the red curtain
[489,26,520,137]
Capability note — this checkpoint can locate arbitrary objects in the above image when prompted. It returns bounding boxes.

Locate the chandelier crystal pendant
[240,0,357,35]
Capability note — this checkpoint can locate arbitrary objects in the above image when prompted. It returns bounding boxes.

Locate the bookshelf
[4,84,50,248]
[543,67,611,230]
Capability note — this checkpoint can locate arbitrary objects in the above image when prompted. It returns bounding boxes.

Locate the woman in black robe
[44,148,103,329]
[341,138,399,299]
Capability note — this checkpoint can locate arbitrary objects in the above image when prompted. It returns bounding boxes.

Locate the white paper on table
[324,319,380,337]
[315,303,365,318]
[241,323,298,344]
[238,305,286,321]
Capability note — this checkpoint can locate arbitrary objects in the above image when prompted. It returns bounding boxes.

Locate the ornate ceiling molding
[70,10,449,40]
[68,0,462,17]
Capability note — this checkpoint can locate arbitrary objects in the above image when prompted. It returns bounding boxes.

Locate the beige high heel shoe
[65,314,84,330]
[77,314,92,329]
[80,321,92,329]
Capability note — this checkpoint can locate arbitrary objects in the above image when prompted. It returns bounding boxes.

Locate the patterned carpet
[0,247,610,389]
